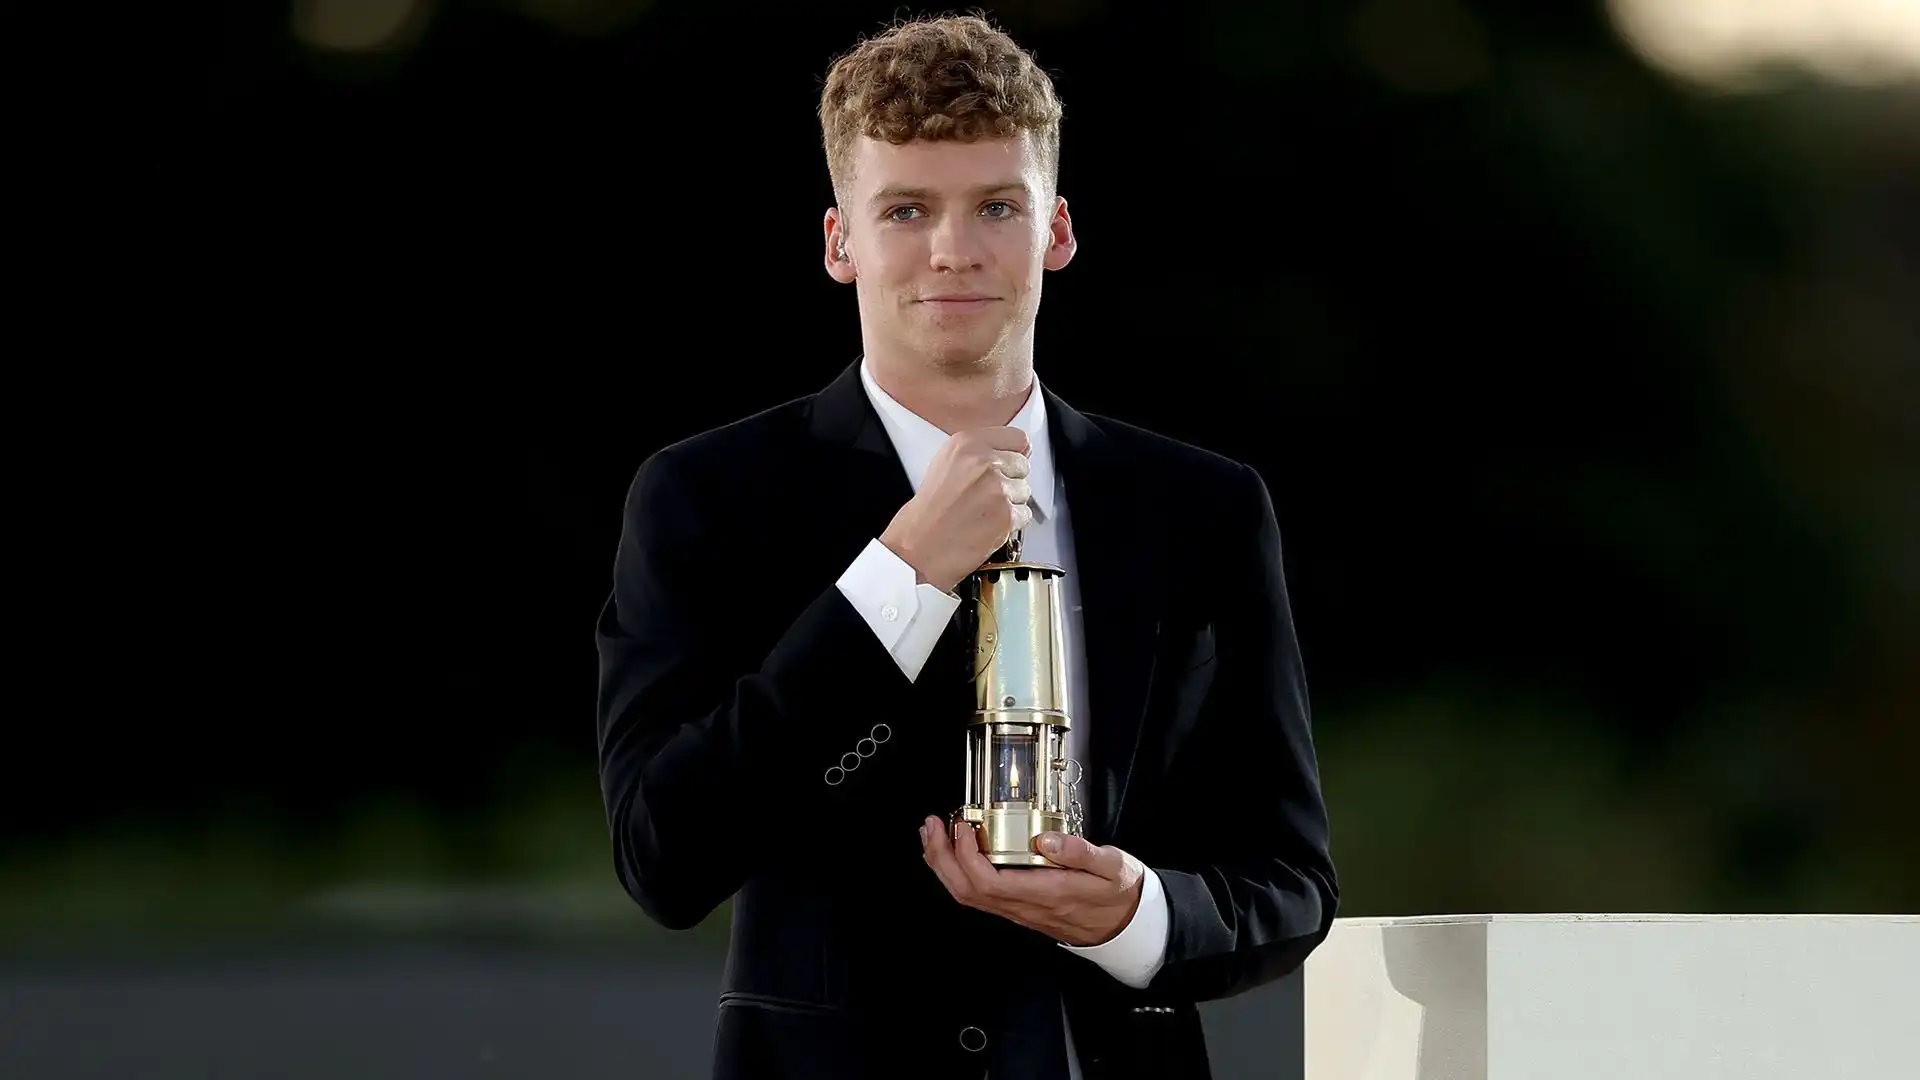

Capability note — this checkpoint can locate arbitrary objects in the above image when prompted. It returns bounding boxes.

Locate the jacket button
[958,1026,988,1052]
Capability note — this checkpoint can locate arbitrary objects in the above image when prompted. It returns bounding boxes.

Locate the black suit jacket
[595,361,1337,1080]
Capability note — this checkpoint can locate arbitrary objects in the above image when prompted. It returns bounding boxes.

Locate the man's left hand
[920,816,1145,947]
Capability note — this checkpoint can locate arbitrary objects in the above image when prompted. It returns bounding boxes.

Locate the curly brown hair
[817,14,1064,206]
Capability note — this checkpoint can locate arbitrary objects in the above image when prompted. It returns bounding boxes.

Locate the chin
[917,330,1011,372]
[923,348,995,373]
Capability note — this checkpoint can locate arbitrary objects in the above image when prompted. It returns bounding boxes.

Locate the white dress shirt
[834,358,1171,1074]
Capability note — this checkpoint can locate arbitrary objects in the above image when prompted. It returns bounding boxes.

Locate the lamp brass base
[954,806,1077,867]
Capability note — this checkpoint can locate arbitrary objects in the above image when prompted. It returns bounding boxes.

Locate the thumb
[1034,832,1112,874]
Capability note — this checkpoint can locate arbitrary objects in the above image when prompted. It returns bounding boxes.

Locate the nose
[928,216,987,272]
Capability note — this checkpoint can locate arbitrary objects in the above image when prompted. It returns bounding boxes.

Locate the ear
[823,207,857,284]
[1043,196,1077,272]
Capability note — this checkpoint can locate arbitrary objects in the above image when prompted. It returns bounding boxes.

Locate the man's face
[826,133,1076,372]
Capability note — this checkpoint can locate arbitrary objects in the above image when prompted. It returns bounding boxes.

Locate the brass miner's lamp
[952,530,1084,867]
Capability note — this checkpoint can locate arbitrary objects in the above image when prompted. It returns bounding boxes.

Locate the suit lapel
[1046,390,1164,845]
[808,359,918,548]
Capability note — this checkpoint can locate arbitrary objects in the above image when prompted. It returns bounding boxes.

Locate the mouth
[918,296,999,311]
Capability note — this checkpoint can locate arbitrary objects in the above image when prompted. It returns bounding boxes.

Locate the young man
[594,15,1336,1080]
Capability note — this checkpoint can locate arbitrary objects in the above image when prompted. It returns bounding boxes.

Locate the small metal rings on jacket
[824,724,894,785]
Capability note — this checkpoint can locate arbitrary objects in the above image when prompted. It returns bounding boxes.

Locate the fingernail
[1038,833,1062,855]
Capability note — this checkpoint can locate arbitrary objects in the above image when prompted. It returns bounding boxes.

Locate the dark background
[6,0,1915,1075]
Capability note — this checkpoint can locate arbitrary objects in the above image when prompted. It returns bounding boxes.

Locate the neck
[864,347,1035,434]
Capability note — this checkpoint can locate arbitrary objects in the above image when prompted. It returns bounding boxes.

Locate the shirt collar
[857,357,1054,522]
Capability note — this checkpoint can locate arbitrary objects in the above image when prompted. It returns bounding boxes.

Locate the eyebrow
[868,182,1030,206]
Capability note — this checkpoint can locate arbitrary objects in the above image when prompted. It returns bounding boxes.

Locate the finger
[922,817,974,903]
[974,426,1031,456]
[991,450,1030,480]
[1009,502,1034,534]
[951,821,1004,896]
[1000,475,1031,506]
[1032,832,1128,880]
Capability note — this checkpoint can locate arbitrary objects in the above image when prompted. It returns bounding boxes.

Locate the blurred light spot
[292,0,436,55]
[1352,0,1489,94]
[514,0,654,37]
[1609,0,1920,91]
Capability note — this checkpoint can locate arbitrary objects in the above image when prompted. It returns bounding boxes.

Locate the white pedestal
[1304,913,1920,1080]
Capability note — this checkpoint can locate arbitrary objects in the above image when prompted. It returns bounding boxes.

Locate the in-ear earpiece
[836,240,848,261]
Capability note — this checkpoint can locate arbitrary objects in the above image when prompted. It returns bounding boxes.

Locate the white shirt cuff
[1059,867,1170,990]
[834,538,961,683]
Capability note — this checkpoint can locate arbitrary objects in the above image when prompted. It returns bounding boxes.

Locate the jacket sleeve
[593,446,918,931]
[1146,462,1339,1001]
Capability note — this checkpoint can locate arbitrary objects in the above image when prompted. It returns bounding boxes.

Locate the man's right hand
[878,427,1032,595]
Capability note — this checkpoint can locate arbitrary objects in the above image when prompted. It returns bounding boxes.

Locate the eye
[981,201,1017,219]
[886,206,923,222]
